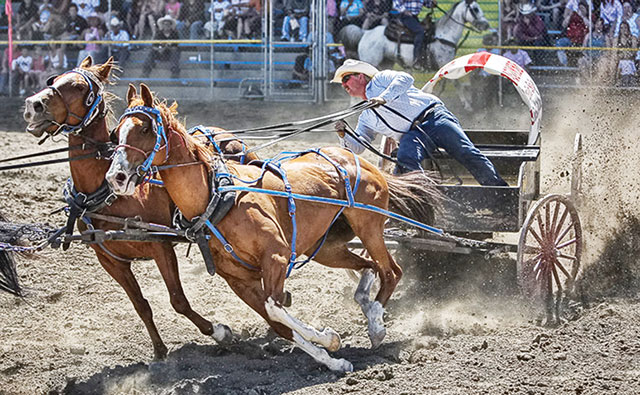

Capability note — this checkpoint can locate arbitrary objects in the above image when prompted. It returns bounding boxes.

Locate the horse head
[460,0,490,32]
[23,56,115,138]
[107,84,210,196]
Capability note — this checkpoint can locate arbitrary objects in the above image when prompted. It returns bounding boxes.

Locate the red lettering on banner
[500,60,523,84]
[464,52,491,73]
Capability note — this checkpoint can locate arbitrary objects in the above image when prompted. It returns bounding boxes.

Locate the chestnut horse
[22,57,257,360]
[105,84,440,372]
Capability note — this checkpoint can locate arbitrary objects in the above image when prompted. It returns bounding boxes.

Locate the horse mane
[130,94,213,173]
[435,1,463,29]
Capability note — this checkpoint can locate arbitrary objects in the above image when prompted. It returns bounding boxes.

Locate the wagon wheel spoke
[550,200,561,238]
[544,202,552,239]
[522,253,542,267]
[555,222,574,244]
[556,237,577,250]
[535,212,547,240]
[551,263,563,293]
[553,206,569,238]
[552,256,572,279]
[558,253,577,261]
[522,245,540,254]
[533,258,543,274]
[528,226,544,247]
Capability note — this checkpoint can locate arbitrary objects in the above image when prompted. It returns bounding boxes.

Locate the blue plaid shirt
[392,0,434,16]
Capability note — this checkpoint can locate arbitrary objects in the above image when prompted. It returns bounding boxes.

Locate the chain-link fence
[1,0,638,101]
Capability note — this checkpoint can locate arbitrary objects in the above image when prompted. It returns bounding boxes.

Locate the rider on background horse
[332,59,508,186]
[392,0,438,68]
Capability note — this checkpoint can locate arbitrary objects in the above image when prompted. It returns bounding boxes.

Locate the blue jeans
[400,14,424,64]
[396,107,508,186]
[282,15,309,41]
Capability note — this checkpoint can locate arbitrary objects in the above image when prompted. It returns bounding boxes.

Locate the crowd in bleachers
[503,0,640,86]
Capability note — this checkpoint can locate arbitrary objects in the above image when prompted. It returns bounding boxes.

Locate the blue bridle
[47,68,104,135]
[116,105,169,179]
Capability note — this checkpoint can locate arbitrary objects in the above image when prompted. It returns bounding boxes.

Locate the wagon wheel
[517,194,582,325]
[571,133,583,208]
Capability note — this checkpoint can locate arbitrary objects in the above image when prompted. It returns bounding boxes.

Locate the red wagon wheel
[517,194,582,324]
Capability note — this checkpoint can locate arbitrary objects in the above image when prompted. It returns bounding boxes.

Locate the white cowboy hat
[157,15,176,28]
[519,3,537,15]
[110,17,122,27]
[330,59,379,83]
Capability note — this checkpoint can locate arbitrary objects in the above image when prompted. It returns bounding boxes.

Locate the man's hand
[334,120,347,138]
[368,96,386,107]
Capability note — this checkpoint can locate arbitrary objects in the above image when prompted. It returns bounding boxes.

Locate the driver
[332,59,508,186]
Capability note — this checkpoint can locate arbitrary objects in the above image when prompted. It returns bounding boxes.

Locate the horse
[355,0,490,69]
[104,83,440,372]
[21,57,258,360]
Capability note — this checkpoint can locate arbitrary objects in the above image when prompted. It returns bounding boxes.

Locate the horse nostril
[115,172,127,185]
[33,101,44,114]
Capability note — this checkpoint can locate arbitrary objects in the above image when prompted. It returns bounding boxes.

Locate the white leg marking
[212,323,233,344]
[366,301,386,349]
[354,268,375,314]
[265,297,341,352]
[292,331,353,373]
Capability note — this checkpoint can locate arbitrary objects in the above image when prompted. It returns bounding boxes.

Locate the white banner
[422,52,542,145]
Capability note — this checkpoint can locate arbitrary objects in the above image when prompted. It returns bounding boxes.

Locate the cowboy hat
[518,3,537,15]
[331,59,380,83]
[110,16,122,27]
[157,15,176,28]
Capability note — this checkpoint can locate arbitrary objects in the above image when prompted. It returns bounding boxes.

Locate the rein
[0,141,114,172]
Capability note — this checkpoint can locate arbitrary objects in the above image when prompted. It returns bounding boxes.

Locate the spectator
[392,0,437,68]
[77,13,103,66]
[615,1,638,37]
[178,0,205,39]
[556,0,590,65]
[136,0,166,39]
[103,17,131,66]
[535,0,564,30]
[61,4,89,40]
[11,47,34,96]
[142,15,181,79]
[222,0,242,39]
[165,0,182,19]
[503,38,533,70]
[72,0,101,20]
[514,3,549,63]
[578,18,613,82]
[32,9,65,41]
[47,44,69,74]
[31,46,48,91]
[327,0,338,34]
[203,0,232,38]
[292,47,312,85]
[281,0,311,42]
[615,21,637,85]
[339,0,365,28]
[600,0,623,31]
[16,0,40,40]
[362,0,390,30]
[502,0,518,40]
[238,0,262,39]
[127,0,144,37]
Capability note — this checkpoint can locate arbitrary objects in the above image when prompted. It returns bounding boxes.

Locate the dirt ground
[1,89,640,394]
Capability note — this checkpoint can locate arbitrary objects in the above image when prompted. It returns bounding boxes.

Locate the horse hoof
[153,345,168,361]
[329,358,353,373]
[212,323,233,344]
[323,327,342,352]
[368,326,386,349]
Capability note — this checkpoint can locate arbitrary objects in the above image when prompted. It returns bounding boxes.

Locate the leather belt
[412,103,443,127]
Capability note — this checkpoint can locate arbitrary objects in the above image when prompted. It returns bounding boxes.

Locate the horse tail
[383,171,442,226]
[0,211,22,297]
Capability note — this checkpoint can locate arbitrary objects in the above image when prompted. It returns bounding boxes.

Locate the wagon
[349,53,583,324]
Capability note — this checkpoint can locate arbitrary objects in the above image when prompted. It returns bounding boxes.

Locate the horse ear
[96,57,114,82]
[126,84,137,104]
[140,83,154,107]
[80,56,93,68]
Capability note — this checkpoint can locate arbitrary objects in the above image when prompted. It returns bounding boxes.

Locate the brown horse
[106,83,440,372]
[22,57,257,360]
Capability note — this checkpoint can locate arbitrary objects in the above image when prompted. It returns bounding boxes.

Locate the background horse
[356,0,490,69]
[105,83,441,372]
[21,57,256,360]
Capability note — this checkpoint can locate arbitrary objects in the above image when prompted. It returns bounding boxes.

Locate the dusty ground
[0,89,640,394]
